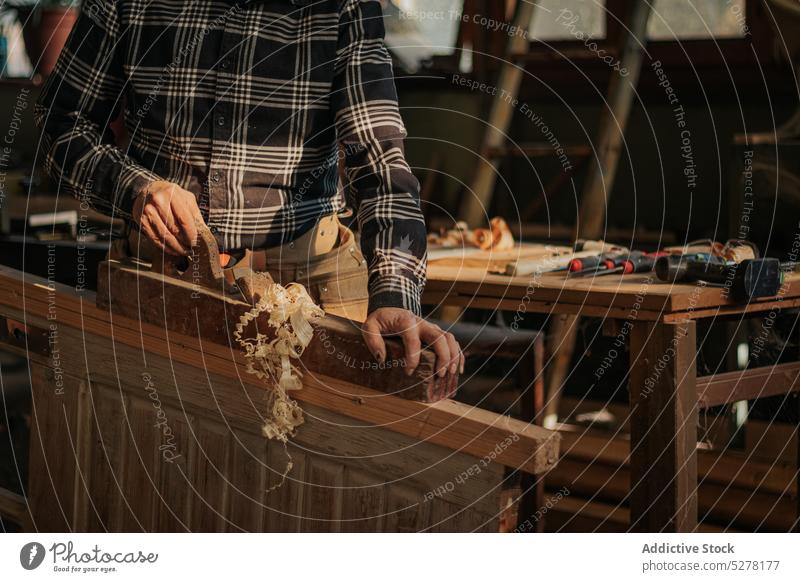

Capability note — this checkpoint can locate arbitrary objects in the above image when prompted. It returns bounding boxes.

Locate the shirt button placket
[210,12,237,239]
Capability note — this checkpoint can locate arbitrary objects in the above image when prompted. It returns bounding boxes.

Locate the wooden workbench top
[425,265,800,321]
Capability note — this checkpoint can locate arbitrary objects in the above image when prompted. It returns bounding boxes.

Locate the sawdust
[233,275,325,489]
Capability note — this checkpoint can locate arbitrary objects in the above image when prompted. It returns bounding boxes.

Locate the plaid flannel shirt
[35,0,427,314]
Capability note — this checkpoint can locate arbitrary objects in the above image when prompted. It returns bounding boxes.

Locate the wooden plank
[544,495,736,533]
[424,267,800,318]
[547,456,795,531]
[421,291,664,320]
[425,270,676,312]
[10,303,514,522]
[303,458,344,532]
[629,321,698,532]
[97,259,456,403]
[340,468,385,533]
[118,397,159,531]
[85,386,129,532]
[27,365,82,532]
[697,361,800,408]
[190,420,230,532]
[663,294,800,322]
[384,485,430,533]
[0,268,559,475]
[557,425,797,499]
[154,415,193,532]
[226,434,267,532]
[263,444,305,532]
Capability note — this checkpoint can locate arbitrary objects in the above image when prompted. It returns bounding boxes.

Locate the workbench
[0,265,559,532]
[424,265,800,532]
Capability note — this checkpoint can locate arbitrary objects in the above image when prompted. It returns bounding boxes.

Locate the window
[525,0,748,43]
[647,0,748,40]
[529,0,607,42]
[383,0,463,71]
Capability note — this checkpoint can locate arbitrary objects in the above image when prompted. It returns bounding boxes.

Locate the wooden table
[424,264,800,532]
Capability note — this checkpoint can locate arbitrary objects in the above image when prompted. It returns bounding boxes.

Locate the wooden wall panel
[85,386,128,532]
[191,420,231,532]
[303,458,344,532]
[384,485,430,533]
[340,469,385,532]
[118,397,160,531]
[154,415,193,532]
[18,312,508,533]
[27,365,82,531]
[226,434,267,532]
[263,445,306,532]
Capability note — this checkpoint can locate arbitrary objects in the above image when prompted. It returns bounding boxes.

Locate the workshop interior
[0,0,799,540]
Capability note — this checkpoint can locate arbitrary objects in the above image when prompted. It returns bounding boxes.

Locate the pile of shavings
[234,278,324,443]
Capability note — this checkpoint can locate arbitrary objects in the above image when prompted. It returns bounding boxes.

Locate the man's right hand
[132,181,203,256]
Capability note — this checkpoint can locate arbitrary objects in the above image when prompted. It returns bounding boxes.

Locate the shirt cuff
[367,273,423,316]
[114,162,161,218]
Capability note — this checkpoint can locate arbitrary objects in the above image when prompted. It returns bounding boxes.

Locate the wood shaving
[428,217,515,251]
[427,220,469,247]
[233,274,325,490]
[489,217,515,251]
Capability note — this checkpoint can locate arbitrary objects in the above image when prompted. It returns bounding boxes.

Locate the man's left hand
[362,308,464,378]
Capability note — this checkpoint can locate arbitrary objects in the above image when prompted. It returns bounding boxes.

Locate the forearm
[37,109,159,218]
[334,0,427,314]
[34,0,159,219]
[347,140,427,315]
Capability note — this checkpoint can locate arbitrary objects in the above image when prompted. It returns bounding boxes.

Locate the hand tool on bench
[571,251,669,277]
[503,240,628,277]
[96,224,457,402]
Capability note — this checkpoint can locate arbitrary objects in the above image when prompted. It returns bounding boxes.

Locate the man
[36,0,462,378]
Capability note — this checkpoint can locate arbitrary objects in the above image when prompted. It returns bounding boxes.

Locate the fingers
[444,331,462,376]
[160,183,200,249]
[359,308,463,380]
[143,207,188,256]
[401,324,422,376]
[431,333,451,378]
[136,182,199,255]
[420,323,452,378]
[361,317,387,363]
[172,200,199,249]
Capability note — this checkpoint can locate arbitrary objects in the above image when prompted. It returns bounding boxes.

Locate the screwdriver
[573,251,667,277]
[568,255,609,273]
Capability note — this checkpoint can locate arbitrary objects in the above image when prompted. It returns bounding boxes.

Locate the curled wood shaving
[428,217,515,251]
[233,276,325,442]
[489,217,515,251]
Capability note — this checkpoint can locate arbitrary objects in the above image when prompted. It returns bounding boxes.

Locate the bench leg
[629,320,698,532]
[518,333,546,532]
[795,396,800,533]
